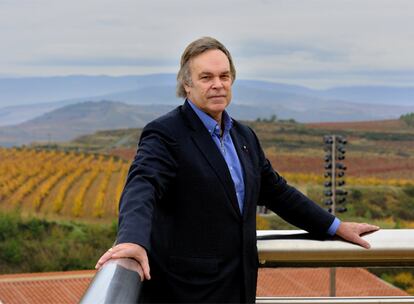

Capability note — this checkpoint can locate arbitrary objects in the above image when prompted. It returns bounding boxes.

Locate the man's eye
[201,76,211,80]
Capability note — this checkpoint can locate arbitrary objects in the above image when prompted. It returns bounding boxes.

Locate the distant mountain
[0,101,175,146]
[0,100,286,146]
[320,86,414,106]
[231,83,414,122]
[0,74,179,126]
[2,99,413,147]
[0,74,176,107]
[0,102,64,126]
[44,80,413,122]
[2,74,414,107]
[2,74,413,147]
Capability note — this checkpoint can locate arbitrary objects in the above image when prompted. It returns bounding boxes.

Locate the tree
[400,112,414,127]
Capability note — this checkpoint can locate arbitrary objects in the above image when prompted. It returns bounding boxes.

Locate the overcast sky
[1,0,413,88]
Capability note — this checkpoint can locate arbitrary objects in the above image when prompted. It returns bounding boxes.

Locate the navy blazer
[117,100,335,303]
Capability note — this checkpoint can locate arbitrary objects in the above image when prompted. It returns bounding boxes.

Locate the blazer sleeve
[250,128,336,235]
[116,120,178,250]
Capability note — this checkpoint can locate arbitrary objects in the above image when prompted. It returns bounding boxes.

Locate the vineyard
[110,147,414,184]
[266,150,414,182]
[1,118,413,221]
[0,147,129,220]
[1,145,413,222]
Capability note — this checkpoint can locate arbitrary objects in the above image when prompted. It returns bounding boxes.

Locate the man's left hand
[335,222,380,249]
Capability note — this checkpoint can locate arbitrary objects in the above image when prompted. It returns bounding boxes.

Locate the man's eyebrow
[199,70,230,76]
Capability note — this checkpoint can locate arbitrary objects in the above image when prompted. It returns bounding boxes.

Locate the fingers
[95,248,114,269]
[139,253,151,280]
[136,265,145,282]
[94,243,151,281]
[352,234,371,249]
[359,223,380,234]
[359,239,371,249]
[111,243,151,280]
[336,222,380,249]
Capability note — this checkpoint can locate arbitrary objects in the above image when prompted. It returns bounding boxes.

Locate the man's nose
[211,77,224,89]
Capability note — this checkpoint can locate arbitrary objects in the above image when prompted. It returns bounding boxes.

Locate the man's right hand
[95,243,151,281]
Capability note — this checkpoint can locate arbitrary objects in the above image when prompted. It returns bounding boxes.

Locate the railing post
[329,267,336,297]
[80,258,142,304]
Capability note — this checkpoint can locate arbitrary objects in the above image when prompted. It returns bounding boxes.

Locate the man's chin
[210,102,229,111]
[208,96,230,106]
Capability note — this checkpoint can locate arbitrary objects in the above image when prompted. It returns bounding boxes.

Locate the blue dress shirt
[187,99,340,235]
[188,100,245,213]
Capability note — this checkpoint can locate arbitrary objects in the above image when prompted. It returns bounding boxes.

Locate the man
[96,37,379,303]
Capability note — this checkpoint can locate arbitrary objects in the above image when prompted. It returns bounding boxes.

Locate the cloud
[0,0,413,87]
[24,57,177,68]
[233,40,348,63]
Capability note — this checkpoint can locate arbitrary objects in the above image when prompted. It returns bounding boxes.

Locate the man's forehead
[190,50,230,72]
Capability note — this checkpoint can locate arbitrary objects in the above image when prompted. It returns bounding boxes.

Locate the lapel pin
[243,145,248,152]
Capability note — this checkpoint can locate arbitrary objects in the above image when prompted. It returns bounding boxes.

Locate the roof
[0,268,407,303]
[0,270,95,304]
[257,268,408,297]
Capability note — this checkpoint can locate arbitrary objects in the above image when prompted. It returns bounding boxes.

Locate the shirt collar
[187,99,233,136]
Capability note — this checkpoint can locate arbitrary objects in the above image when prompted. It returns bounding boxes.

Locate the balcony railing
[257,229,414,267]
[80,258,142,304]
[80,229,414,304]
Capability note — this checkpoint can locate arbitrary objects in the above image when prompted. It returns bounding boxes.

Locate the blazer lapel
[181,102,241,217]
[230,126,255,220]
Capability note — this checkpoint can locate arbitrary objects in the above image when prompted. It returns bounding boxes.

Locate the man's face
[184,49,232,121]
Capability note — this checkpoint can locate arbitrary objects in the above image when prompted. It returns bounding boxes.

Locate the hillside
[0,74,176,107]
[1,146,413,224]
[56,118,414,155]
[31,118,414,182]
[2,74,414,108]
[0,101,272,146]
[2,74,414,129]
[306,119,412,133]
[0,148,129,221]
[0,101,174,146]
[2,98,414,147]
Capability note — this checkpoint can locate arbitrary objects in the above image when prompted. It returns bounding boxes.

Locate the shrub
[0,212,19,241]
[403,185,414,197]
[0,239,22,264]
[0,213,117,274]
[400,112,414,127]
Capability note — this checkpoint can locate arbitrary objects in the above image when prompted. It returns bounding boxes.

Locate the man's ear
[183,82,191,95]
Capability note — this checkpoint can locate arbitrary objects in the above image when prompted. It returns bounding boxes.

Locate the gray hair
[176,37,236,98]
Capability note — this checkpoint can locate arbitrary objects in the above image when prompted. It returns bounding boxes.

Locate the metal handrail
[80,258,142,304]
[256,297,414,303]
[81,229,414,303]
[257,229,414,267]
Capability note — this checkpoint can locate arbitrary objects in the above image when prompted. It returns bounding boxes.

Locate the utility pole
[323,135,348,297]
